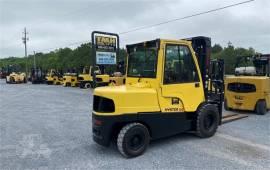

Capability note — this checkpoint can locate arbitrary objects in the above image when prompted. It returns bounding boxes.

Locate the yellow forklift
[78,66,110,88]
[5,65,27,84]
[225,54,270,115]
[108,61,126,86]
[108,72,125,86]
[92,37,224,157]
[45,69,63,85]
[6,72,27,84]
[62,70,79,87]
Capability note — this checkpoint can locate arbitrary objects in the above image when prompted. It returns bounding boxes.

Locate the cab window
[164,44,199,84]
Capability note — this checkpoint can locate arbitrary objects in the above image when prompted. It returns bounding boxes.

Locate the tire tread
[117,123,146,158]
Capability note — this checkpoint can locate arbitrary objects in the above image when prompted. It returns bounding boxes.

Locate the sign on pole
[91,31,119,65]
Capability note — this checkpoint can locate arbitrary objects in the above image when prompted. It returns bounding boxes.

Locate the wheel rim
[204,114,215,130]
[127,131,145,151]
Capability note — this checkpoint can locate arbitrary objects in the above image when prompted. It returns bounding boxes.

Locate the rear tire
[196,104,219,138]
[255,100,267,115]
[117,123,150,158]
[85,83,91,88]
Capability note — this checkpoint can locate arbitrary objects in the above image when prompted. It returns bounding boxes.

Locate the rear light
[94,119,103,126]
[93,96,115,113]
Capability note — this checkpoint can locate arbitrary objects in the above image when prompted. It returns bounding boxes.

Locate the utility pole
[22,27,29,74]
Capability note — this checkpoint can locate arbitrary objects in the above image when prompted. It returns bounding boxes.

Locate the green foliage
[0,41,258,74]
[0,43,127,73]
[211,42,256,74]
[212,44,223,53]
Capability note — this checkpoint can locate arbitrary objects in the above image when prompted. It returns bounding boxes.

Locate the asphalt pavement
[0,79,269,170]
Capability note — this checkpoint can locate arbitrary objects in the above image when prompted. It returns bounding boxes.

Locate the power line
[119,0,255,35]
[25,0,257,54]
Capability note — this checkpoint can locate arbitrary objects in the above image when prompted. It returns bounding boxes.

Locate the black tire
[255,100,267,115]
[196,104,219,138]
[117,123,150,158]
[85,83,91,88]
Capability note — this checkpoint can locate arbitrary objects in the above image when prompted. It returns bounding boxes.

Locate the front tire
[255,100,267,115]
[196,104,219,138]
[117,123,150,158]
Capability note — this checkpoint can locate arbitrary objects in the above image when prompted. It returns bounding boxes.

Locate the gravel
[0,79,269,170]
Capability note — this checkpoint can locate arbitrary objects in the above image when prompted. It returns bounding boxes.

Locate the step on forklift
[225,54,270,115]
[92,36,224,158]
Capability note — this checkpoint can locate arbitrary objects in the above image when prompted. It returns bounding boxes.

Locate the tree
[0,41,258,75]
[212,44,223,54]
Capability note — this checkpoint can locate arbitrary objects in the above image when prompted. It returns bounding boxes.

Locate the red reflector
[94,119,103,126]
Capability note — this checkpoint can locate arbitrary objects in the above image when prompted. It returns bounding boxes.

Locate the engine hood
[94,84,161,115]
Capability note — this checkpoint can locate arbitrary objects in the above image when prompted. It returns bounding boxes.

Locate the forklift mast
[184,36,224,114]
[184,37,224,92]
[184,37,211,86]
[253,54,270,77]
[235,54,270,76]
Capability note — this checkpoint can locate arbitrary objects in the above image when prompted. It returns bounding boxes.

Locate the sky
[0,0,269,58]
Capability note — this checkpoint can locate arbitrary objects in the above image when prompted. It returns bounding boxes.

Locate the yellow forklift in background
[45,69,63,85]
[78,66,110,88]
[92,37,224,157]
[108,61,126,86]
[63,71,79,87]
[109,72,125,86]
[6,72,27,84]
[225,54,270,115]
[5,65,27,84]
